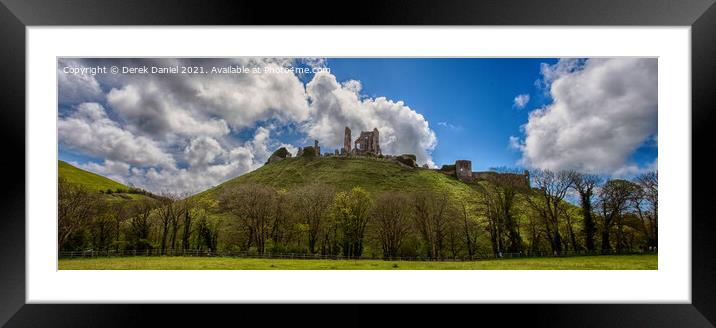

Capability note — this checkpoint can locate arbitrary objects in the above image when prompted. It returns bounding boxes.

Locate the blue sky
[58,57,658,193]
[324,58,556,170]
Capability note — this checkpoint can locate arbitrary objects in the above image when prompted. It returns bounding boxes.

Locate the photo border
[1,0,715,326]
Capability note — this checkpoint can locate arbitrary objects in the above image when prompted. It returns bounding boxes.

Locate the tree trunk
[579,192,595,252]
[601,229,611,253]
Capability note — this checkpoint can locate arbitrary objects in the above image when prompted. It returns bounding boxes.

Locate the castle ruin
[455,160,474,183]
[443,159,531,189]
[351,127,381,156]
[342,127,351,155]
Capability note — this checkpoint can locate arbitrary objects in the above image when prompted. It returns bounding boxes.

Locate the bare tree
[530,169,574,255]
[412,190,451,259]
[371,192,412,259]
[633,171,658,249]
[156,193,183,255]
[570,172,601,252]
[180,198,196,252]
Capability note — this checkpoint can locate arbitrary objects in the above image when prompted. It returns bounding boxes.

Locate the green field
[58,254,657,270]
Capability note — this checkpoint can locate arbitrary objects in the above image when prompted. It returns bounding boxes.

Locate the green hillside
[58,160,154,201]
[59,160,127,192]
[197,156,481,201]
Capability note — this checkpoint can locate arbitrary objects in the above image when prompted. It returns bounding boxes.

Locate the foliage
[58,156,658,263]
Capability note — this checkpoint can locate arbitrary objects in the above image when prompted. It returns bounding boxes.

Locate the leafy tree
[293,184,335,254]
[220,184,277,254]
[58,178,98,250]
[331,187,373,258]
[126,199,157,251]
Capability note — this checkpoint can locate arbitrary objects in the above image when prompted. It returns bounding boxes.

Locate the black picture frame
[1,0,715,326]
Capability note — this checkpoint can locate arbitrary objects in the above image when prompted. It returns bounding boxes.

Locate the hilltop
[196,156,481,202]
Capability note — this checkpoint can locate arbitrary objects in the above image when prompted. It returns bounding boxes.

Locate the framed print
[2,0,716,326]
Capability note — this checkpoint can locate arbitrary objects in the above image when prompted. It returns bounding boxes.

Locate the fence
[58,248,657,262]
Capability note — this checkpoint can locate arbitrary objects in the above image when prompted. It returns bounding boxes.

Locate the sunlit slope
[59,160,126,192]
[58,160,154,201]
[197,156,479,200]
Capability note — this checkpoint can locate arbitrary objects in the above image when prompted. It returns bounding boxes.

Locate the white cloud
[77,126,278,194]
[184,136,224,167]
[59,59,441,193]
[513,94,530,109]
[305,72,437,167]
[58,59,104,104]
[508,136,524,151]
[190,60,310,130]
[107,83,230,140]
[59,103,175,168]
[612,158,658,178]
[513,58,657,174]
[75,160,131,185]
[536,58,585,90]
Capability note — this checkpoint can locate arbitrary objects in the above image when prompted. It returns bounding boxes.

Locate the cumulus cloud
[78,126,277,194]
[59,103,175,168]
[58,59,104,104]
[184,136,224,167]
[107,83,230,140]
[75,160,131,185]
[305,72,437,167]
[513,58,657,174]
[513,94,530,109]
[508,136,524,151]
[59,58,440,193]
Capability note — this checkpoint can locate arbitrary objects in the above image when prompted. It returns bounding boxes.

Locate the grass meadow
[59,254,657,270]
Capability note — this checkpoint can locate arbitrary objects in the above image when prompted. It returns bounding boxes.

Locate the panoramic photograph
[57,57,658,270]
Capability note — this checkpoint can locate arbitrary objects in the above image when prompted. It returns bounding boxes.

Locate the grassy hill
[58,160,154,201]
[59,160,127,192]
[196,156,481,202]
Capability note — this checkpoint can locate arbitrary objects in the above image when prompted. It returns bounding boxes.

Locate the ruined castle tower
[455,160,474,182]
[314,140,320,156]
[343,127,351,155]
[372,128,381,155]
[353,128,381,155]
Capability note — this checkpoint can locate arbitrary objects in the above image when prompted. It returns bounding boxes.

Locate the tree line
[58,170,657,259]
